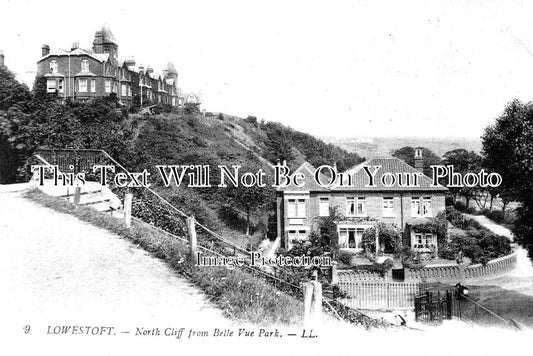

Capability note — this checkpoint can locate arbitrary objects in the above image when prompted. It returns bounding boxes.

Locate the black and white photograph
[1,1,532,355]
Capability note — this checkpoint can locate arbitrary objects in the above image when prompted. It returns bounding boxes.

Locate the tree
[442,148,483,206]
[222,164,275,236]
[482,99,533,261]
[391,146,442,177]
[312,206,344,256]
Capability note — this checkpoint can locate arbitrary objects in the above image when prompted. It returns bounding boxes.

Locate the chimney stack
[414,147,424,172]
[0,50,4,68]
[41,44,50,57]
[71,42,79,51]
[146,65,154,75]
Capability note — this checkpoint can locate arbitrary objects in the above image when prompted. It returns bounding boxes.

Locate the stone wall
[404,251,517,283]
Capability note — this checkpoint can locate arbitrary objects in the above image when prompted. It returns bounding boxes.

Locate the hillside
[122,110,364,247]
[0,63,364,250]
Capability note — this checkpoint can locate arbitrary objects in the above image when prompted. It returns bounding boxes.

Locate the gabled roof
[277,157,447,193]
[38,47,109,63]
[276,162,330,192]
[331,157,447,192]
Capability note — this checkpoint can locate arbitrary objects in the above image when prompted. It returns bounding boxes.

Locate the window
[128,86,132,97]
[81,60,89,72]
[423,197,432,216]
[90,79,96,93]
[287,230,307,242]
[113,83,118,93]
[49,60,58,73]
[338,227,365,249]
[413,233,434,251]
[58,79,64,94]
[121,84,127,97]
[46,79,56,93]
[105,80,111,93]
[383,197,394,217]
[319,198,329,217]
[287,199,306,218]
[78,79,87,92]
[347,197,366,216]
[411,197,421,216]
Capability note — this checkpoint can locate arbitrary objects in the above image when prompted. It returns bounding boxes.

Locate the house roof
[331,157,447,192]
[38,47,109,63]
[276,162,330,192]
[277,157,447,193]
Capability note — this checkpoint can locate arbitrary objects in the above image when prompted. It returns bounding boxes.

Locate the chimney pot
[0,50,4,67]
[41,44,50,57]
[414,147,424,172]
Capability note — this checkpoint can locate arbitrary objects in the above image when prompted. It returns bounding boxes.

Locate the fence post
[73,187,81,204]
[303,274,323,327]
[187,216,198,264]
[446,290,453,320]
[330,261,338,285]
[124,193,132,228]
[303,282,313,326]
[375,225,379,255]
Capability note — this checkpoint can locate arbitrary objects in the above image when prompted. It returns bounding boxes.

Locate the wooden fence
[338,281,423,310]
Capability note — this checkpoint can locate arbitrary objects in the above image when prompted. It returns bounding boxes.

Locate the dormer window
[81,60,89,72]
[49,60,58,73]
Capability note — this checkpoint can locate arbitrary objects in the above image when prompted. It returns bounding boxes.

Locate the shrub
[454,201,467,212]
[338,251,353,266]
[440,230,511,264]
[361,222,402,254]
[445,195,454,206]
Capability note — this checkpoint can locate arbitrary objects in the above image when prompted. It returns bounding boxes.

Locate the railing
[464,252,517,279]
[405,265,462,282]
[338,269,384,282]
[338,281,423,310]
[405,251,517,283]
[30,148,392,328]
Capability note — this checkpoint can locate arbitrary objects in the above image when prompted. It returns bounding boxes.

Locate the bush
[445,206,483,230]
[454,201,467,212]
[440,230,511,264]
[361,222,402,254]
[445,195,454,206]
[338,251,353,266]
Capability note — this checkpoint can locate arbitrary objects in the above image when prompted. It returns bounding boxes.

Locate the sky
[1,0,533,139]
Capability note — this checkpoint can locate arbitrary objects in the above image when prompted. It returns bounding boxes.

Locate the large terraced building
[36,24,183,107]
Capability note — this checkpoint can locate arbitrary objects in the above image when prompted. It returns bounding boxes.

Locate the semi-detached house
[276,149,448,254]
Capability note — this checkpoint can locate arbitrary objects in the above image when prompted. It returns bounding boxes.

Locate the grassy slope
[126,111,361,249]
[24,188,303,326]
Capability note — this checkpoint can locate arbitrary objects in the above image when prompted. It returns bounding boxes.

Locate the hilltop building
[36,24,183,107]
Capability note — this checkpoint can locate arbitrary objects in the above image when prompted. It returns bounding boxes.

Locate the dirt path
[466,214,533,297]
[0,189,229,327]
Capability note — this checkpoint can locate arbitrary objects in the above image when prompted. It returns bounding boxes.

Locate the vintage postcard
[1,0,532,355]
